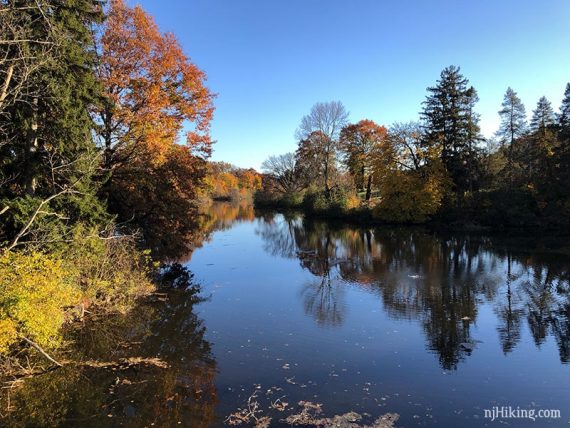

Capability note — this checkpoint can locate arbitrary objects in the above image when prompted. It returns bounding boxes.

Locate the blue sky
[133,0,570,170]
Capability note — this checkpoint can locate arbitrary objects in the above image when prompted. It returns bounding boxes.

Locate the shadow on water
[255,212,570,370]
[1,286,218,427]
[0,201,254,427]
[4,204,570,426]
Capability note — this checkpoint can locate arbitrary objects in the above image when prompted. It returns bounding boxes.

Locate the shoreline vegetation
[0,0,569,424]
[0,0,218,380]
[255,76,570,232]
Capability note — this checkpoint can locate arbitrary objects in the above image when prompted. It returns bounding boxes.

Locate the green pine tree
[421,65,484,194]
[0,0,108,247]
[530,96,556,133]
[496,87,527,186]
[559,83,570,138]
[524,97,557,191]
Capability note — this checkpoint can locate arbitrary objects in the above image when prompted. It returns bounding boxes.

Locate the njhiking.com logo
[484,406,561,422]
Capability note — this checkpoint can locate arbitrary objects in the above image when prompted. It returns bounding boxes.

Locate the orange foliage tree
[94,0,215,258]
[96,0,214,169]
[203,162,262,201]
[339,119,388,201]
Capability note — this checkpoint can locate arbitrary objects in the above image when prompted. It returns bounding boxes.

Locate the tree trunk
[0,64,14,110]
[365,174,372,201]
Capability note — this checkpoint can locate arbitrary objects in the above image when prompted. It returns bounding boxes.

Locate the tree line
[258,66,570,227]
[0,1,214,361]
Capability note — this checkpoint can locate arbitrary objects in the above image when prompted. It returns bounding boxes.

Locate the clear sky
[132,0,570,170]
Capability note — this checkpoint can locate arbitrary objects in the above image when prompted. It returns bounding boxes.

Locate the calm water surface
[4,203,570,427]
[188,205,570,427]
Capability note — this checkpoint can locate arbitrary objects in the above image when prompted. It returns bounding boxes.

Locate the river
[4,202,570,427]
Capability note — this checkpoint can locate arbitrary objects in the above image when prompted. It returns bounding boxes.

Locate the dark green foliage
[421,66,484,194]
[0,1,108,246]
[254,190,304,209]
[302,189,355,217]
[559,83,570,132]
[470,189,540,228]
[530,96,556,132]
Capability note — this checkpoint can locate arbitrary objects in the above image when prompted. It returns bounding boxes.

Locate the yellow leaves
[346,195,361,210]
[373,167,448,223]
[0,318,17,355]
[0,251,79,353]
[205,165,262,200]
[0,227,156,356]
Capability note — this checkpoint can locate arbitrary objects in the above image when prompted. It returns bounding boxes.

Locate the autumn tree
[371,122,450,223]
[96,0,215,247]
[294,131,329,189]
[339,119,388,201]
[296,101,349,197]
[109,145,208,260]
[236,169,262,193]
[421,66,484,194]
[96,0,214,169]
[203,162,261,201]
[388,122,425,170]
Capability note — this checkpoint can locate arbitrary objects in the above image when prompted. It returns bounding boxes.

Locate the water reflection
[174,201,257,264]
[256,213,570,369]
[2,288,217,427]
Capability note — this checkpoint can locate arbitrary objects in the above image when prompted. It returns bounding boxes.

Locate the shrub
[0,251,79,354]
[0,226,156,357]
[59,226,155,312]
[254,190,304,209]
[302,188,359,216]
[373,171,446,223]
[469,189,540,227]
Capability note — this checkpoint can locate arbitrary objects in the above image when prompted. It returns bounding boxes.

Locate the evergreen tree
[496,87,527,185]
[530,96,556,133]
[421,65,483,194]
[559,83,570,138]
[524,97,557,189]
[0,1,107,246]
[556,84,570,202]
[497,87,527,147]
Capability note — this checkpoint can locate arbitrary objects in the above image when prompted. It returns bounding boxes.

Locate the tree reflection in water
[256,213,570,369]
[2,287,217,427]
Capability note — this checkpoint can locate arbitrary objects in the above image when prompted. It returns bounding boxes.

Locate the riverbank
[254,190,570,234]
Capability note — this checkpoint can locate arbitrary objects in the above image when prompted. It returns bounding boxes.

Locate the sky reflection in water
[3,204,569,427]
[188,206,570,427]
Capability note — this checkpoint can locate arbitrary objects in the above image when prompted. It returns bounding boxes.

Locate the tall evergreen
[559,83,570,138]
[529,96,555,133]
[421,65,483,193]
[496,88,527,185]
[524,97,557,188]
[556,84,570,198]
[497,87,527,147]
[0,1,107,244]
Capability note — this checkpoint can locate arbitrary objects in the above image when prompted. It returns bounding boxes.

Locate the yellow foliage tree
[372,126,450,223]
[0,251,79,354]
